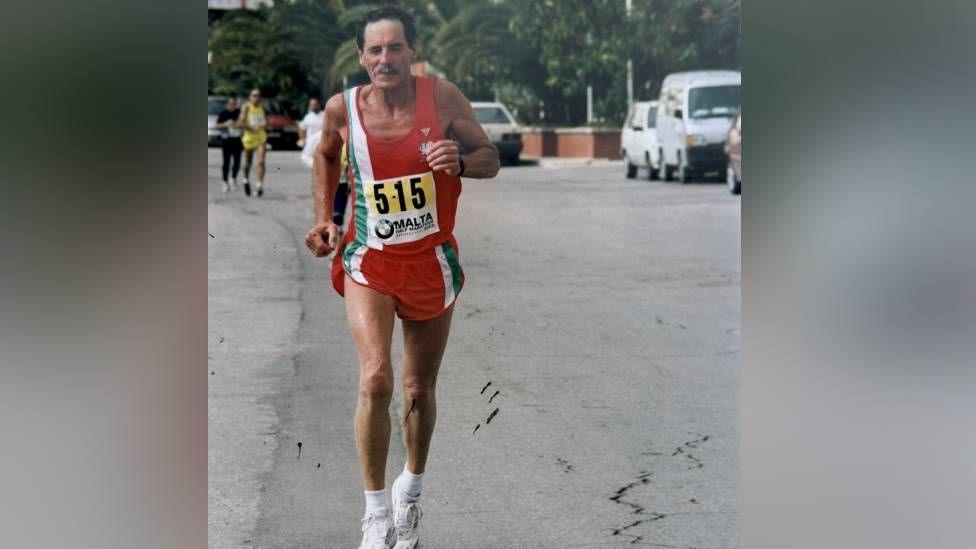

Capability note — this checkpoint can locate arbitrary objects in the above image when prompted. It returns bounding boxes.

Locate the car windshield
[474,107,513,125]
[688,86,740,119]
[208,98,225,115]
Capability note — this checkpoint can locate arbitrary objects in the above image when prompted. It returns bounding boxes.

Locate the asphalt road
[208,148,740,548]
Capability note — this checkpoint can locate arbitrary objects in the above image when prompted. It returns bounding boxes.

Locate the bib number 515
[373,177,427,214]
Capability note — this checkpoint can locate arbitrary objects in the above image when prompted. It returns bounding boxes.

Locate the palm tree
[429,0,540,100]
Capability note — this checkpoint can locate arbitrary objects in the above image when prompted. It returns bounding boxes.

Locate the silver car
[472,102,523,165]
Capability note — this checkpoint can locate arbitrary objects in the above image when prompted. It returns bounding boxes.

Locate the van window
[688,85,740,119]
[646,108,656,128]
[624,107,635,128]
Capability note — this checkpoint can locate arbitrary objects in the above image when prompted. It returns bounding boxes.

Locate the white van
[620,100,660,179]
[656,71,741,183]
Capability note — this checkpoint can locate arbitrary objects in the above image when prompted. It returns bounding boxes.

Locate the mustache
[375,64,399,75]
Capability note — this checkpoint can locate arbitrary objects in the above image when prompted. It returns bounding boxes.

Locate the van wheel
[646,152,658,180]
[727,165,741,195]
[625,154,637,178]
[678,155,693,184]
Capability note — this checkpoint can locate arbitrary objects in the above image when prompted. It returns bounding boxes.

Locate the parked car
[471,101,522,165]
[208,95,226,147]
[656,70,741,183]
[725,110,741,194]
[261,98,300,150]
[621,100,660,179]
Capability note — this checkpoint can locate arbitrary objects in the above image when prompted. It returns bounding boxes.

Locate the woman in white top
[298,97,325,168]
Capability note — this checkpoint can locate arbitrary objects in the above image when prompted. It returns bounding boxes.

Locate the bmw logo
[375,219,394,239]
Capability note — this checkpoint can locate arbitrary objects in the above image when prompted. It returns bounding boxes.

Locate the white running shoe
[358,512,394,549]
[222,181,230,193]
[231,179,238,189]
[391,476,422,548]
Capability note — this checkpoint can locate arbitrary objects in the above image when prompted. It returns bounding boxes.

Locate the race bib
[365,171,439,245]
[227,127,242,137]
[248,114,265,127]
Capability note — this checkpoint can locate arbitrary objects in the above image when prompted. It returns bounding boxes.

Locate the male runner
[239,88,268,197]
[304,6,499,548]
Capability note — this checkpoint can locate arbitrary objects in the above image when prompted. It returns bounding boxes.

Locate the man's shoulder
[324,92,347,112]
[432,78,470,115]
[324,92,349,125]
[433,78,462,99]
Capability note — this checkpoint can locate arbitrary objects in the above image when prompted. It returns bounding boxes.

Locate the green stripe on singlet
[343,87,368,267]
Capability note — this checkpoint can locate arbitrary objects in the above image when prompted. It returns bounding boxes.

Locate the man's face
[309,98,321,113]
[249,91,260,105]
[359,19,415,90]
[227,98,238,110]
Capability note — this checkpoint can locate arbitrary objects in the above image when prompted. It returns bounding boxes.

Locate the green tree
[429,1,540,101]
[510,0,629,125]
[629,0,741,101]
[209,1,342,105]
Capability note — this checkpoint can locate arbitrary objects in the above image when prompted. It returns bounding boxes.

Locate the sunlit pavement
[208,148,740,548]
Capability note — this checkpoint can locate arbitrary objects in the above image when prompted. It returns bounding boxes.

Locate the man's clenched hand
[305,222,340,257]
[424,140,462,176]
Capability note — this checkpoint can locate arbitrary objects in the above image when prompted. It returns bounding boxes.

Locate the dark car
[260,99,300,150]
[724,111,741,194]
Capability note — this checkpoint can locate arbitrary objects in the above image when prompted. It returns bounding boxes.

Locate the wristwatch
[458,156,466,177]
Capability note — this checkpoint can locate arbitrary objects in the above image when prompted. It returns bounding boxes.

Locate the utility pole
[626,0,633,109]
[586,85,593,124]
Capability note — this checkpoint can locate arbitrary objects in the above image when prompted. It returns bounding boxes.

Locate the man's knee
[359,364,393,404]
[402,377,435,403]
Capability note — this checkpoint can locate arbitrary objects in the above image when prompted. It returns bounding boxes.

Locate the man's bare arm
[305,93,347,257]
[431,79,499,179]
[312,94,347,224]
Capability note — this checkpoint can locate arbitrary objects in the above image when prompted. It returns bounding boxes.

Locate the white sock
[397,466,423,503]
[364,489,388,517]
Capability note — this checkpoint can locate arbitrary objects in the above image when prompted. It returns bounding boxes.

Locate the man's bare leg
[345,276,397,490]
[400,307,453,474]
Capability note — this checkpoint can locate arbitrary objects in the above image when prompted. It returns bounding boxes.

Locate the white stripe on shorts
[347,244,368,285]
[434,244,456,308]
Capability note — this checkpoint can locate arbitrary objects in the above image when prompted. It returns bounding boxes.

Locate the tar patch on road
[555,457,575,473]
[473,381,502,435]
[608,434,711,544]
